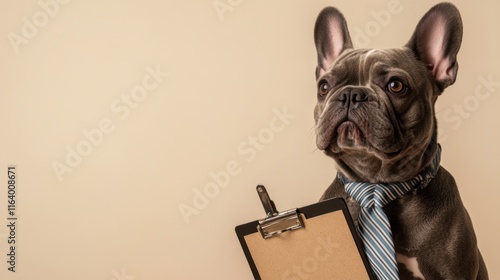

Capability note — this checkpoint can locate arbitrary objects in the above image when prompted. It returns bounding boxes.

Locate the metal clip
[256,185,304,239]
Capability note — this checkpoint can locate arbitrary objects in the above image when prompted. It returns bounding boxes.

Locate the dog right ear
[314,7,353,79]
[405,3,463,90]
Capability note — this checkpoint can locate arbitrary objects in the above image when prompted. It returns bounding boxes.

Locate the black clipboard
[235,185,376,280]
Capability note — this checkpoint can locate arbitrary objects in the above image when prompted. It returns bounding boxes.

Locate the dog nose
[338,88,368,107]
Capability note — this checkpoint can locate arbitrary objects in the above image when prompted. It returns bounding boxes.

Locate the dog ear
[406,2,463,90]
[314,7,353,79]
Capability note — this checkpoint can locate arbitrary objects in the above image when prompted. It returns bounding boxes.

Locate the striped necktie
[339,147,441,280]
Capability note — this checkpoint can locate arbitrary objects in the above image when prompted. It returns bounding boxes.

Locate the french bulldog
[313,2,488,279]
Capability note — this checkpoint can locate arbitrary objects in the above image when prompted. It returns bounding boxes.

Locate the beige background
[0,0,498,279]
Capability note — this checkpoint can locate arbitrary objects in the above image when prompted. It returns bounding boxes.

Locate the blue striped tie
[340,147,441,280]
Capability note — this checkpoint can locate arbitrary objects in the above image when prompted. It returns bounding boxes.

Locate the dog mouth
[316,120,366,151]
[317,119,402,158]
[335,121,365,148]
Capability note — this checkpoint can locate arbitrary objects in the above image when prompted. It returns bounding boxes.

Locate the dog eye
[318,81,331,95]
[387,79,406,94]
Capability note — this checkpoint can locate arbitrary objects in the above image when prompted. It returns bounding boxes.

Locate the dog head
[313,3,462,182]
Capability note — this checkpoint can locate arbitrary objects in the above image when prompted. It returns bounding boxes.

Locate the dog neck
[337,143,442,191]
[333,137,440,183]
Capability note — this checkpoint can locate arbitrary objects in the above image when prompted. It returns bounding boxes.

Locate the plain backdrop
[0,0,498,279]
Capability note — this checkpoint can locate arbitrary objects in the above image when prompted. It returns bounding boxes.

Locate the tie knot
[345,182,414,208]
[339,145,442,208]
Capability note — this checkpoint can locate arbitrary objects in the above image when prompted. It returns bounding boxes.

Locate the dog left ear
[406,2,463,90]
[314,7,353,79]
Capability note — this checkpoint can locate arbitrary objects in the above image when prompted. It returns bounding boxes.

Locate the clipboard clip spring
[256,185,304,239]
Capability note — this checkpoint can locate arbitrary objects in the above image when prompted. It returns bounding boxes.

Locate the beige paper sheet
[244,212,370,280]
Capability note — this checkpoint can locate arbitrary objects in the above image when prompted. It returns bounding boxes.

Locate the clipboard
[235,185,376,280]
